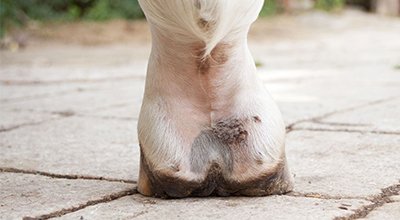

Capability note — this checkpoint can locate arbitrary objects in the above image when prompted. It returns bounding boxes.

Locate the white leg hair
[138,0,264,57]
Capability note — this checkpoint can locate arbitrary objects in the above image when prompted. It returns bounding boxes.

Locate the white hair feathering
[138,0,264,57]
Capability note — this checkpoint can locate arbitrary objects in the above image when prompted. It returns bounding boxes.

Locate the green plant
[0,0,144,38]
[0,0,23,37]
[315,0,345,11]
[85,0,114,20]
[85,0,143,21]
[259,0,280,17]
[255,60,264,67]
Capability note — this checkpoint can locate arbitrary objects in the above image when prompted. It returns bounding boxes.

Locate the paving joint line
[286,191,366,200]
[22,188,138,220]
[0,167,136,184]
[92,102,133,111]
[0,75,144,86]
[74,114,138,121]
[312,96,400,121]
[5,102,135,116]
[0,88,96,104]
[311,121,369,127]
[0,110,78,133]
[0,121,49,133]
[285,96,400,131]
[1,83,139,104]
[292,127,400,136]
[334,183,400,220]
[0,108,137,133]
[0,118,63,133]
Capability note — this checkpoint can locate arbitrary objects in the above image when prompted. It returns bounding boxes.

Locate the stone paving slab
[264,69,400,125]
[293,98,400,133]
[1,81,144,115]
[58,195,370,220]
[0,110,58,132]
[0,44,150,70]
[0,65,147,84]
[0,117,139,181]
[0,79,144,103]
[0,172,134,220]
[364,196,400,220]
[1,84,92,102]
[88,99,143,120]
[286,130,400,197]
[250,13,400,71]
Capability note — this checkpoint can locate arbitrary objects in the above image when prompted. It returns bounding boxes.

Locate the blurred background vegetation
[0,0,374,38]
[0,0,145,37]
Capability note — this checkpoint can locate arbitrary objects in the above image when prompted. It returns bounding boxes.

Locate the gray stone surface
[89,98,143,120]
[294,98,400,133]
[1,81,144,115]
[286,130,400,197]
[364,198,400,220]
[58,195,370,220]
[0,117,139,181]
[0,110,58,131]
[0,79,144,103]
[1,83,93,102]
[263,69,400,125]
[0,172,133,220]
[252,11,400,126]
[0,10,399,220]
[0,44,149,77]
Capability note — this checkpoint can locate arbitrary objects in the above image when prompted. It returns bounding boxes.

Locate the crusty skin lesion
[211,118,248,145]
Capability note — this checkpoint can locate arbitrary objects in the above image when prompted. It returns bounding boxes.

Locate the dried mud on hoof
[138,140,293,198]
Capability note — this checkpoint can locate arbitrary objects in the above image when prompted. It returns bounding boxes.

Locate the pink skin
[144,26,259,146]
